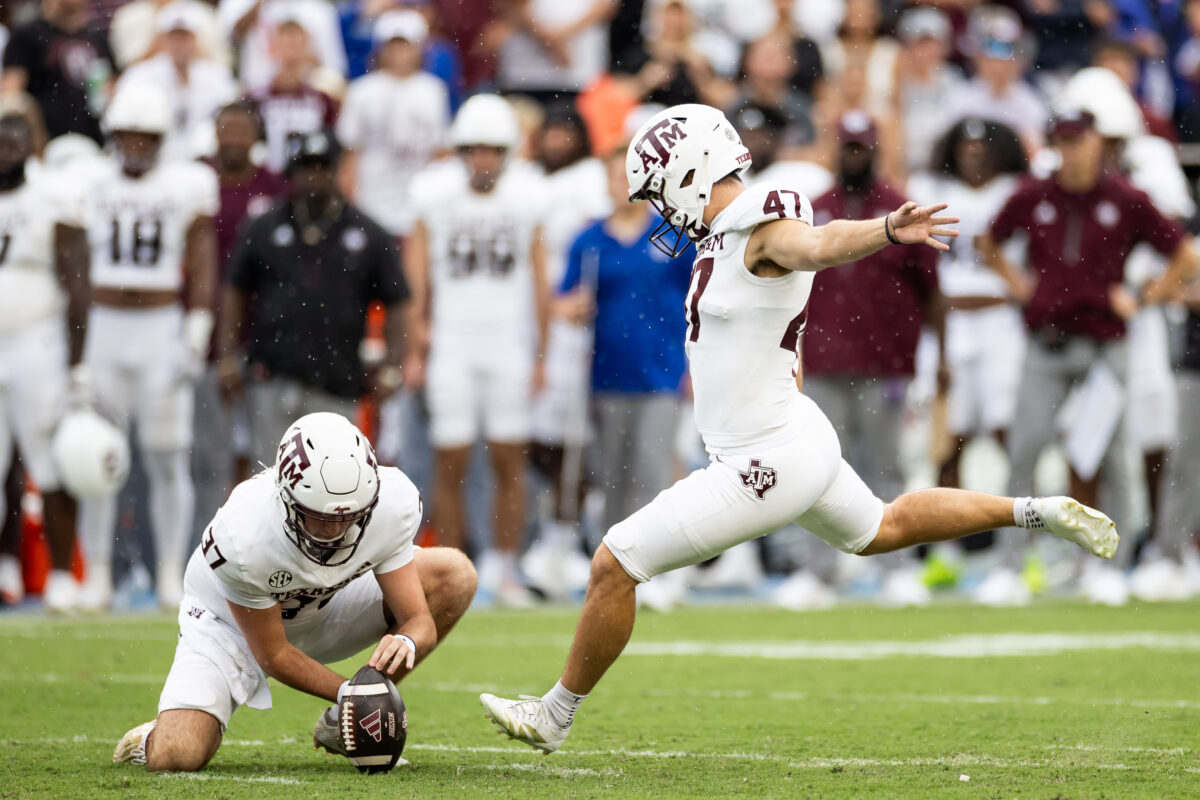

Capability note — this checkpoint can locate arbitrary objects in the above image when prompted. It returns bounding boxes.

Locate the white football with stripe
[340,666,407,773]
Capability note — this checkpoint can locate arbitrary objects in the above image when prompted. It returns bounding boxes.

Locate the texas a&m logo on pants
[739,459,778,500]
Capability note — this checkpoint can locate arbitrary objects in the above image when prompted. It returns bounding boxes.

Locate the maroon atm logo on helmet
[635,117,688,171]
[739,459,778,500]
[278,431,312,490]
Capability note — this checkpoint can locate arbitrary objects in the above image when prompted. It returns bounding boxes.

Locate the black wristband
[884,214,901,246]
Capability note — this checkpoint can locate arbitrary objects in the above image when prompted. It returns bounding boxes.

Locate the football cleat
[0,554,24,606]
[479,693,569,754]
[43,570,79,615]
[113,720,156,765]
[1033,497,1119,559]
[312,706,348,757]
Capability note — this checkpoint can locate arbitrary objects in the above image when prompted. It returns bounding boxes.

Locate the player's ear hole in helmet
[275,413,381,566]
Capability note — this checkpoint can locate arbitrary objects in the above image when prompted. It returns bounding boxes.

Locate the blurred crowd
[0,0,1198,615]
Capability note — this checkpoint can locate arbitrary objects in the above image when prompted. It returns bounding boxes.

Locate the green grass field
[3,601,1199,799]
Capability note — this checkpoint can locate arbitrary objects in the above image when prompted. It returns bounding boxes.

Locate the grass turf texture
[2,602,1199,799]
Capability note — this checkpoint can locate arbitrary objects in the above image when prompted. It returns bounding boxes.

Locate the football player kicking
[480,104,1121,753]
[113,413,477,772]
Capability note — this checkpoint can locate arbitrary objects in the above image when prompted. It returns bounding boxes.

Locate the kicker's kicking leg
[480,544,637,754]
[859,488,1118,560]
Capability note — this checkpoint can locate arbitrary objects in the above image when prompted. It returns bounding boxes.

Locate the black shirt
[2,18,113,143]
[1184,310,1200,372]
[228,198,409,398]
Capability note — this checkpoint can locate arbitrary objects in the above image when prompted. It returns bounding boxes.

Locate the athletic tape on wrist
[393,633,417,659]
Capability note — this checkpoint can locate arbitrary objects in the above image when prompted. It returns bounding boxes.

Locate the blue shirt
[561,218,693,394]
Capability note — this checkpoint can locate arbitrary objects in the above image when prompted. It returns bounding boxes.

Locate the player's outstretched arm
[748,201,958,272]
[227,600,346,702]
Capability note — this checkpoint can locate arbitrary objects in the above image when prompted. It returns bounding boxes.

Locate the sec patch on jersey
[313,666,407,773]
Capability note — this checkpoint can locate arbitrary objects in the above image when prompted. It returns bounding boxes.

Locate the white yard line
[161,773,306,785]
[408,743,1138,771]
[20,737,1160,773]
[624,632,1200,660]
[472,763,621,778]
[409,681,1200,712]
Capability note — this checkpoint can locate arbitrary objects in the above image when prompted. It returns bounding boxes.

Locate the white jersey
[183,467,420,650]
[539,157,610,286]
[0,174,81,335]
[337,70,450,236]
[79,158,219,292]
[907,173,1016,299]
[687,183,815,454]
[411,160,547,339]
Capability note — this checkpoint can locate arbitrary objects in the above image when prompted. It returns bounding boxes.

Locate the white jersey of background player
[113,413,477,773]
[405,94,549,604]
[479,103,1121,755]
[907,117,1027,441]
[336,9,450,237]
[0,113,91,612]
[74,83,219,613]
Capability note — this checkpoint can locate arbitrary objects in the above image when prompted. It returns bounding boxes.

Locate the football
[338,666,408,773]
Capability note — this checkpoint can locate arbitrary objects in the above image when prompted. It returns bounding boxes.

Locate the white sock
[542,520,578,552]
[496,551,520,584]
[542,680,587,728]
[1013,497,1046,530]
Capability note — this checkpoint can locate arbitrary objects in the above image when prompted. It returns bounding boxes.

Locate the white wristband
[393,633,417,659]
[183,309,215,355]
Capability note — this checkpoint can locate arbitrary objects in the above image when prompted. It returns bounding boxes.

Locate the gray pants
[804,375,907,501]
[247,376,359,469]
[804,375,908,571]
[1157,371,1200,559]
[1004,335,1130,567]
[191,366,235,549]
[592,393,681,535]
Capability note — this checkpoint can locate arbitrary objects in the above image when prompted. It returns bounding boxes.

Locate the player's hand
[888,202,959,251]
[401,354,425,391]
[217,358,243,404]
[531,360,546,395]
[368,633,415,677]
[67,364,94,407]
[553,289,595,325]
[1108,284,1140,320]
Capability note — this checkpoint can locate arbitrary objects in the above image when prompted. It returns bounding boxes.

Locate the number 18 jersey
[78,158,219,292]
[686,184,815,455]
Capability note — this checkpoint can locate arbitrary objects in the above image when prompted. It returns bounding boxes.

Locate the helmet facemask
[274,414,382,567]
[632,150,713,258]
[281,485,379,566]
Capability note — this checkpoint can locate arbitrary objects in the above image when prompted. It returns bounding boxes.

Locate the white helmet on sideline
[103,83,173,137]
[275,413,380,567]
[51,407,131,500]
[450,94,519,150]
[1056,67,1144,141]
[625,103,751,256]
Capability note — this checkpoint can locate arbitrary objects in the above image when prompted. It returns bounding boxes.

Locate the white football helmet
[103,83,172,137]
[450,93,519,150]
[626,103,751,256]
[51,407,131,500]
[275,413,380,567]
[1056,68,1144,141]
